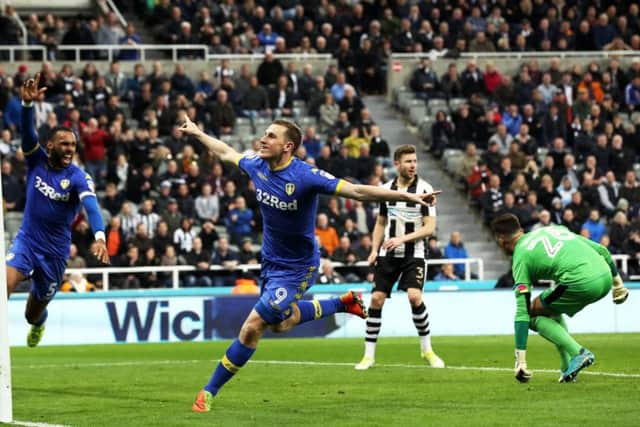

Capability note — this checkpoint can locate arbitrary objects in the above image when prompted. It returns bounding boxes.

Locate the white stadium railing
[0,45,47,62]
[65,257,485,290]
[391,50,640,60]
[56,44,210,62]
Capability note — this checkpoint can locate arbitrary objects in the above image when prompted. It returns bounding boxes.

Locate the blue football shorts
[254,259,319,325]
[6,237,67,302]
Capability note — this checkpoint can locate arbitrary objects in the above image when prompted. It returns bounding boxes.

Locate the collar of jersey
[271,156,294,172]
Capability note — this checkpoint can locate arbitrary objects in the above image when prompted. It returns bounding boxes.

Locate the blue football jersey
[18,145,97,258]
[238,155,343,266]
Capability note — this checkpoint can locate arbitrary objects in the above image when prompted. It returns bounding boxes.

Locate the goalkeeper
[491,214,629,383]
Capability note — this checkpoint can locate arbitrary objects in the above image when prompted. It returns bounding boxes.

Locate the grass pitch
[8,334,640,427]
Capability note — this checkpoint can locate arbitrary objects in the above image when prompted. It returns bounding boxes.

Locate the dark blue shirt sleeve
[21,105,39,155]
[307,167,343,195]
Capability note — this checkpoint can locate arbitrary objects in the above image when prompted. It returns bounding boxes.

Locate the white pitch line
[12,421,72,427]
[11,359,640,379]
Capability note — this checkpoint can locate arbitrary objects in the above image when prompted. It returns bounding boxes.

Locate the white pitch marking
[12,421,72,427]
[11,359,640,379]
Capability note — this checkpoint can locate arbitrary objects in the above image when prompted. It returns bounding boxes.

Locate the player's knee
[407,294,423,307]
[239,317,266,345]
[370,293,386,309]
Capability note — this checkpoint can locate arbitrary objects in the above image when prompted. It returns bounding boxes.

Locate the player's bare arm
[178,116,241,164]
[368,215,387,265]
[382,216,436,251]
[336,180,441,207]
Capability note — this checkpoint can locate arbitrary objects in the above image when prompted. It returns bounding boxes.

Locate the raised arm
[335,180,441,207]
[20,73,47,154]
[179,116,242,165]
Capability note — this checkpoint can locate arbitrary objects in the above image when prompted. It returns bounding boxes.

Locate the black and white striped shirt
[378,176,435,259]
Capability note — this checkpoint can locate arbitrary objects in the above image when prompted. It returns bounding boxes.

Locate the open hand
[21,72,47,102]
[179,115,202,137]
[93,239,111,265]
[407,190,441,207]
[382,237,404,251]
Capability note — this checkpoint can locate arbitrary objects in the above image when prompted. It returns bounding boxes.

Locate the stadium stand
[3,0,640,287]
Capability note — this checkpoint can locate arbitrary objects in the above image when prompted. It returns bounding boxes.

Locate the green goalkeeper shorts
[539,272,612,317]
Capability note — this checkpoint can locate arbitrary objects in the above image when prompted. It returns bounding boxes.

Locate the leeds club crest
[285,182,295,196]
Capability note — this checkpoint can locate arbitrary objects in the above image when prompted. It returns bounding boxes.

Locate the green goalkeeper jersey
[512,225,611,288]
[511,225,617,350]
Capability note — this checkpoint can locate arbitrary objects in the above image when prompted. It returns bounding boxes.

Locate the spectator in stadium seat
[1,160,23,211]
[593,13,616,50]
[434,263,459,281]
[467,159,491,201]
[152,220,172,255]
[210,236,239,287]
[481,174,503,224]
[266,74,293,118]
[501,104,522,137]
[609,211,630,254]
[315,213,339,256]
[410,58,439,100]
[507,142,526,172]
[339,86,364,123]
[536,72,557,106]
[430,110,454,157]
[440,63,463,99]
[314,144,332,173]
[497,156,514,191]
[318,92,339,133]
[256,52,283,87]
[561,208,582,234]
[483,62,502,97]
[598,171,621,217]
[208,89,235,136]
[619,170,640,207]
[170,64,194,98]
[444,231,469,279]
[488,123,512,155]
[468,31,495,52]
[184,237,213,287]
[355,144,376,183]
[175,183,195,219]
[316,259,345,284]
[582,208,606,243]
[479,140,499,174]
[460,59,484,97]
[225,196,255,246]
[531,209,552,231]
[302,127,322,160]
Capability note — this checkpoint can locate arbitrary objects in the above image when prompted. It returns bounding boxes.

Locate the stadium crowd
[407,51,640,275]
[7,0,639,287]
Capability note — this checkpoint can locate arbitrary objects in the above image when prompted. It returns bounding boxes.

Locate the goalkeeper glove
[612,274,629,305]
[514,349,532,383]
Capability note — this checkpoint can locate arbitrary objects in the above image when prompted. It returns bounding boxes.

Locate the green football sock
[550,315,572,371]
[531,316,582,359]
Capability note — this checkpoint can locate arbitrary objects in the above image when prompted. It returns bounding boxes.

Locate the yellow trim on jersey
[272,156,294,171]
[312,300,322,319]
[221,355,240,374]
[233,153,244,166]
[24,142,41,156]
[334,179,345,195]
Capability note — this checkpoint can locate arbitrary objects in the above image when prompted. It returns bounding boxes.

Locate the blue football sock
[297,298,344,324]
[33,309,48,327]
[205,339,256,396]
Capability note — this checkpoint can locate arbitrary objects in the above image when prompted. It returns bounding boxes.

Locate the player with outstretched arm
[5,74,109,346]
[179,116,440,412]
[491,213,629,383]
